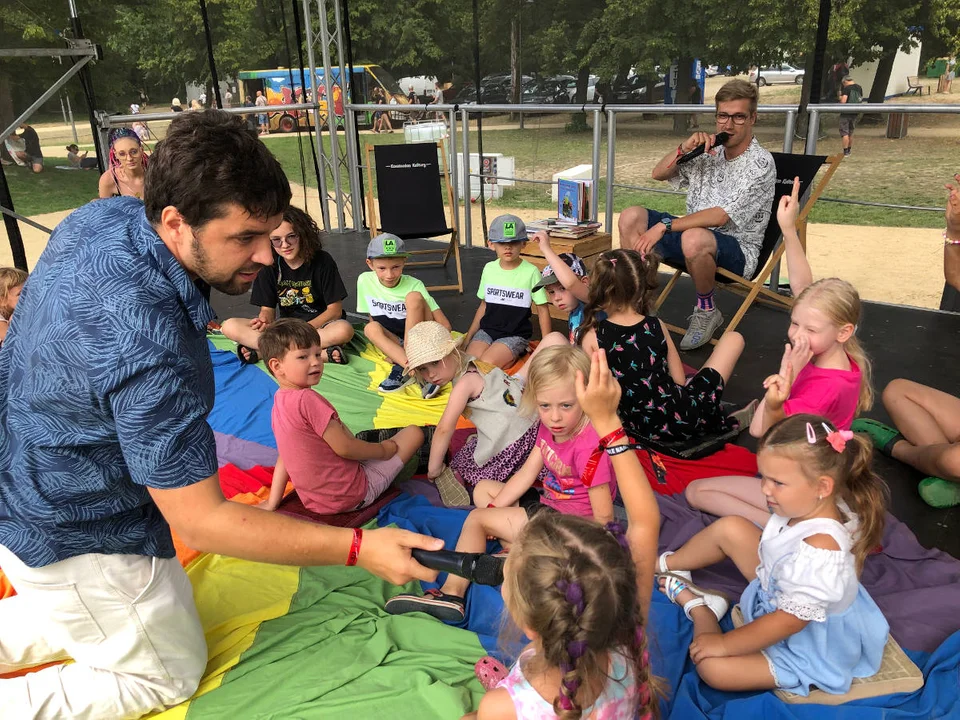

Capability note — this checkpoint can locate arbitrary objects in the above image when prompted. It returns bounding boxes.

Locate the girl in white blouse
[656,414,889,697]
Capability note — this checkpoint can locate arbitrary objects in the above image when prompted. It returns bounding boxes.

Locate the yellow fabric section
[148,555,300,719]
[358,342,449,429]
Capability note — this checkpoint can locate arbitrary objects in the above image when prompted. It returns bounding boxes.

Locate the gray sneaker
[680,307,724,350]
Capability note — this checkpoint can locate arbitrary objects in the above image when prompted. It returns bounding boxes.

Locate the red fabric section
[637,443,758,495]
[276,487,401,528]
[219,463,274,498]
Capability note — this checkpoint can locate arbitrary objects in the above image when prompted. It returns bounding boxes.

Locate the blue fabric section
[208,343,279,450]
[379,493,960,719]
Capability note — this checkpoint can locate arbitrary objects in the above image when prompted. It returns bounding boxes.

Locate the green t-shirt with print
[477,259,548,340]
[356,272,439,338]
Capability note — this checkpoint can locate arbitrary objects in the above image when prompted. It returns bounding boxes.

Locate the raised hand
[777,176,801,234]
[783,335,812,378]
[575,349,622,435]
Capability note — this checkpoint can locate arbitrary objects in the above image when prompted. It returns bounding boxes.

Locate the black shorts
[518,487,556,519]
[839,116,855,136]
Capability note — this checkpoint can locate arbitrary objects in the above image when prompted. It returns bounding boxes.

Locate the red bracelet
[487,503,497,509]
[597,427,627,449]
[346,528,363,566]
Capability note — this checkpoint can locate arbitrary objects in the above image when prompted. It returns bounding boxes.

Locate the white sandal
[656,551,691,583]
[660,574,729,622]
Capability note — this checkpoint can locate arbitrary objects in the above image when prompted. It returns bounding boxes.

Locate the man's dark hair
[144,110,291,227]
[259,318,321,374]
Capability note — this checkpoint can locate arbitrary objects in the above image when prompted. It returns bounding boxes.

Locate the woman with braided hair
[463,349,662,720]
[98,127,149,199]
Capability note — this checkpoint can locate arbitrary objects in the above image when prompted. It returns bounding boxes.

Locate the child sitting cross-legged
[386,344,619,623]
[221,206,355,365]
[257,318,425,514]
[357,233,452,399]
[657,414,889,696]
[466,215,552,369]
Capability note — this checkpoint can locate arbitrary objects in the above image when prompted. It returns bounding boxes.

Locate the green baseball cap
[366,233,409,259]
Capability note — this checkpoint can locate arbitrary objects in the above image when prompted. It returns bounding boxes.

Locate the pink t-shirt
[536,422,617,517]
[782,356,861,430]
[272,388,367,513]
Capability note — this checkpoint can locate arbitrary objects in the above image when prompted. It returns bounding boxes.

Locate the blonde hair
[579,249,659,342]
[714,78,759,114]
[794,277,873,413]
[758,414,887,573]
[519,344,591,417]
[409,344,473,384]
[505,513,660,720]
[0,267,28,317]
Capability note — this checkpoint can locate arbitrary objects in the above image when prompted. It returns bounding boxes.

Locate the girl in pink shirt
[686,179,874,526]
[384,345,618,624]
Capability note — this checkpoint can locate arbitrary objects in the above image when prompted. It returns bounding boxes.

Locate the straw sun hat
[403,321,467,374]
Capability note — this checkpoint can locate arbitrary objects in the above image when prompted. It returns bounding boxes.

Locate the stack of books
[557,177,591,224]
[526,218,602,239]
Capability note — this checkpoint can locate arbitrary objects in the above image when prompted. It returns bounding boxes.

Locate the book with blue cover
[557,178,590,224]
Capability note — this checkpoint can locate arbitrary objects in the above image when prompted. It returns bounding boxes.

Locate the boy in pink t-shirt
[257,319,424,514]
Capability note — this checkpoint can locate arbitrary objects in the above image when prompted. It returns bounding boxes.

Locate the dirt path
[1,186,947,309]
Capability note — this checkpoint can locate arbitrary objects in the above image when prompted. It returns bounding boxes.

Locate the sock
[696,291,715,311]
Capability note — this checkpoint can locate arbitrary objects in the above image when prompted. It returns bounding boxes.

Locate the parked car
[523,76,574,104]
[748,64,805,86]
[705,65,721,77]
[453,75,533,104]
[597,75,666,104]
[565,74,600,102]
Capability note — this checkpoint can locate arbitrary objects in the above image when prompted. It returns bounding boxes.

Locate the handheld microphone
[676,132,730,165]
[412,548,505,586]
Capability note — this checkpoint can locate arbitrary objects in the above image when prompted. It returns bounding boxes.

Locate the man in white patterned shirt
[620,79,776,350]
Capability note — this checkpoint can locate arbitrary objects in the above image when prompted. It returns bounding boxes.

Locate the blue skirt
[740,578,889,695]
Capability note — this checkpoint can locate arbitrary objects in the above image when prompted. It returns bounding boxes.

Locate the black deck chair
[654,151,844,343]
[364,140,463,293]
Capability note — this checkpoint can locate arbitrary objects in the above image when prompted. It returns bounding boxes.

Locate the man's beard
[191,232,262,296]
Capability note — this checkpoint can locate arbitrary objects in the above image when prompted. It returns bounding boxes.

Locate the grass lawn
[6,116,956,229]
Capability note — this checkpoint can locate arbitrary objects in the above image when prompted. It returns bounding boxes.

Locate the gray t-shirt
[670,136,775,278]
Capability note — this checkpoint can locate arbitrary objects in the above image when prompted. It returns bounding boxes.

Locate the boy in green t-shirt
[357,233,452,397]
[465,215,552,368]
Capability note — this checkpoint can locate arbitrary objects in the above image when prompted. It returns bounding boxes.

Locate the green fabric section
[208,329,385,433]
[184,548,485,719]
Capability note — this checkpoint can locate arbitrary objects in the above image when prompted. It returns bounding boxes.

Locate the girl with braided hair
[98,127,149,199]
[464,349,662,720]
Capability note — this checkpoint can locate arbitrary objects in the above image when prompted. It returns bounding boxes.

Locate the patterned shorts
[449,422,540,486]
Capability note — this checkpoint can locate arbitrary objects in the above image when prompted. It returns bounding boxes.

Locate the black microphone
[676,132,730,165]
[412,549,505,586]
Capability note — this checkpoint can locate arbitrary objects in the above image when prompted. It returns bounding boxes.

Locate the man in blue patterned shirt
[0,111,442,719]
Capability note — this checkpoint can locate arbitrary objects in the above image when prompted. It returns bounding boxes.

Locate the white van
[398,75,438,100]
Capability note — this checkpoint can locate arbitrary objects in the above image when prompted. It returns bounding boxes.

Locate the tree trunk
[510,17,520,123]
[868,47,897,103]
[673,56,695,134]
[0,66,14,131]
[566,65,591,132]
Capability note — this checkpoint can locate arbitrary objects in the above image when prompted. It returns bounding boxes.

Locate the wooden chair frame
[654,152,844,344]
[364,138,463,293]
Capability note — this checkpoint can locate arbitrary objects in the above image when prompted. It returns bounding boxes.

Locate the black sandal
[236,344,260,365]
[325,345,348,365]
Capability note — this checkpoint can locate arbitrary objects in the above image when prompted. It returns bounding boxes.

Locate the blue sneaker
[378,363,414,393]
[421,382,442,400]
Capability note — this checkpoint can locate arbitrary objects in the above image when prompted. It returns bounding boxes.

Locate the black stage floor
[211,231,960,559]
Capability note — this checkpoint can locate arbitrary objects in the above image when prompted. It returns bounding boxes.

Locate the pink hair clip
[805,422,817,444]
[609,257,618,266]
[824,424,854,453]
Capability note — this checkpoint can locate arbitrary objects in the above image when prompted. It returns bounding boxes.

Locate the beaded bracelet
[945,231,960,245]
[346,528,363,566]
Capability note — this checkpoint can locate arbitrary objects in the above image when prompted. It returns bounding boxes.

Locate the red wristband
[597,427,627,449]
[346,528,363,566]
[486,502,497,509]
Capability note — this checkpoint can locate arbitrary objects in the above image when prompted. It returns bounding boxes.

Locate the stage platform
[211,231,960,559]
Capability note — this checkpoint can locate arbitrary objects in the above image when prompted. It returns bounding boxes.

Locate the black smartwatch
[662,217,673,233]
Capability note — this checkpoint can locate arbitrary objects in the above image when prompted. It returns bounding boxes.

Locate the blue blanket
[378,494,960,719]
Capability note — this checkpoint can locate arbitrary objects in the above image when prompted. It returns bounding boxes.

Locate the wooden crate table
[521,232,612,320]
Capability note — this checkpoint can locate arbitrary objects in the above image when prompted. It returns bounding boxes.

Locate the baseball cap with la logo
[367,233,410,259]
[488,214,528,243]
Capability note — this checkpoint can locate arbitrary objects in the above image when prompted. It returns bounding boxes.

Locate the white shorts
[359,454,405,507]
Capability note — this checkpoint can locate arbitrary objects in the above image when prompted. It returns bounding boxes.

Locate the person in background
[171,97,184,113]
[224,87,234,108]
[255,90,269,134]
[839,76,863,157]
[0,266,28,346]
[407,85,417,103]
[12,123,43,173]
[98,128,149,200]
[66,144,98,170]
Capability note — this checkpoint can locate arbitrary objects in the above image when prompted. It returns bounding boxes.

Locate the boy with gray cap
[465,215,551,368]
[357,233,452,397]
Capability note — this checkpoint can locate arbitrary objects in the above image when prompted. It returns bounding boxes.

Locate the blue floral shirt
[0,197,218,567]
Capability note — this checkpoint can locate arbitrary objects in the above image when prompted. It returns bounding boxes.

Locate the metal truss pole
[302,0,332,231]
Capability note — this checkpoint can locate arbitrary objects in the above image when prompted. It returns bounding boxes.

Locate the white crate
[552,164,592,202]
[403,121,448,144]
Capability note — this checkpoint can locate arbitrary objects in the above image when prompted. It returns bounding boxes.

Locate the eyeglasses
[716,112,751,125]
[115,148,141,159]
[271,233,299,247]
